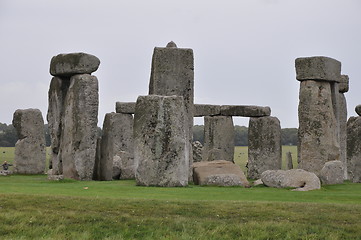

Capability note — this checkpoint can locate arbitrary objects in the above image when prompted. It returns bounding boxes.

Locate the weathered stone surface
[47,169,64,181]
[355,105,361,116]
[297,80,340,176]
[47,76,69,175]
[193,160,250,187]
[98,112,135,180]
[248,116,282,179]
[148,45,194,179]
[339,75,349,93]
[192,141,203,163]
[93,137,102,180]
[338,92,348,179]
[13,109,46,174]
[134,95,189,187]
[295,56,341,82]
[220,105,271,117]
[166,41,177,48]
[115,102,136,114]
[194,104,221,117]
[202,116,234,162]
[320,160,344,185]
[261,169,321,191]
[347,116,361,183]
[60,74,99,180]
[0,170,12,176]
[50,52,100,77]
[286,151,293,170]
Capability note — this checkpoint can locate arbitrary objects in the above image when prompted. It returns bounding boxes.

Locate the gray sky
[1,0,360,128]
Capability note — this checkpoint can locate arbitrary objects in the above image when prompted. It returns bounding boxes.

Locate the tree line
[0,122,298,147]
[193,125,298,146]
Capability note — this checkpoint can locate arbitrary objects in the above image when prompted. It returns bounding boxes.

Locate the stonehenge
[12,109,46,174]
[48,52,100,180]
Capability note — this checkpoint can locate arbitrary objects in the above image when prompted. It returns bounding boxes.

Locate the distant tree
[0,124,17,147]
[234,125,248,146]
[281,128,298,146]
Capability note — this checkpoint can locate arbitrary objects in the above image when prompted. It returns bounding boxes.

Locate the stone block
[202,116,234,162]
[338,92,348,179]
[220,105,271,117]
[193,104,221,117]
[193,160,249,187]
[339,75,349,93]
[134,95,189,187]
[355,105,361,116]
[115,102,136,114]
[320,160,344,185]
[192,141,203,163]
[347,116,361,183]
[50,52,100,77]
[248,116,282,179]
[13,109,46,174]
[295,56,341,82]
[60,74,99,180]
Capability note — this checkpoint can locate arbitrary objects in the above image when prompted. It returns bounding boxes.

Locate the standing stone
[98,112,134,180]
[347,115,361,183]
[202,116,235,162]
[148,42,194,179]
[13,109,46,174]
[319,160,344,185]
[47,76,69,175]
[192,141,203,163]
[286,152,293,170]
[134,95,189,187]
[248,116,282,179]
[338,75,349,179]
[60,74,99,180]
[296,56,341,176]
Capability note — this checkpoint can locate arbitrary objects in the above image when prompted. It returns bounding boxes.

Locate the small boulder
[261,169,321,191]
[193,160,250,187]
[320,160,344,185]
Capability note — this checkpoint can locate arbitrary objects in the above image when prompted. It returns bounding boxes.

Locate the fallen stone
[50,52,100,77]
[202,116,234,162]
[193,160,250,187]
[115,102,136,114]
[248,116,282,179]
[134,95,189,187]
[320,160,344,185]
[295,56,341,82]
[355,105,361,116]
[13,109,46,174]
[193,104,221,117]
[220,105,271,117]
[0,170,12,176]
[261,169,321,191]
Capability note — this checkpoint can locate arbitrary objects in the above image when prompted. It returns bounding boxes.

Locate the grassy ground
[1,146,361,239]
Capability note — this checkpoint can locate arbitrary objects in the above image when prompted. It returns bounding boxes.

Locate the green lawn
[1,146,361,239]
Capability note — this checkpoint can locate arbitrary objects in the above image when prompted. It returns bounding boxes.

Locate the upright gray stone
[47,76,69,175]
[50,52,100,77]
[148,42,194,179]
[347,116,361,183]
[202,116,234,162]
[60,74,99,180]
[286,152,293,170]
[248,116,282,179]
[134,95,189,187]
[13,109,46,174]
[296,56,341,176]
[319,160,344,185]
[98,112,134,180]
[338,75,349,179]
[192,141,203,163]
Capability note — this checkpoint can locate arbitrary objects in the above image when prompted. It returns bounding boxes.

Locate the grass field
[1,146,361,239]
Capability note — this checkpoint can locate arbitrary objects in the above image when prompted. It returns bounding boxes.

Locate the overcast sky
[1,0,360,128]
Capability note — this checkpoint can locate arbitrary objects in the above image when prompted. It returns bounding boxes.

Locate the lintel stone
[220,105,271,117]
[194,104,221,117]
[295,56,341,82]
[115,102,136,114]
